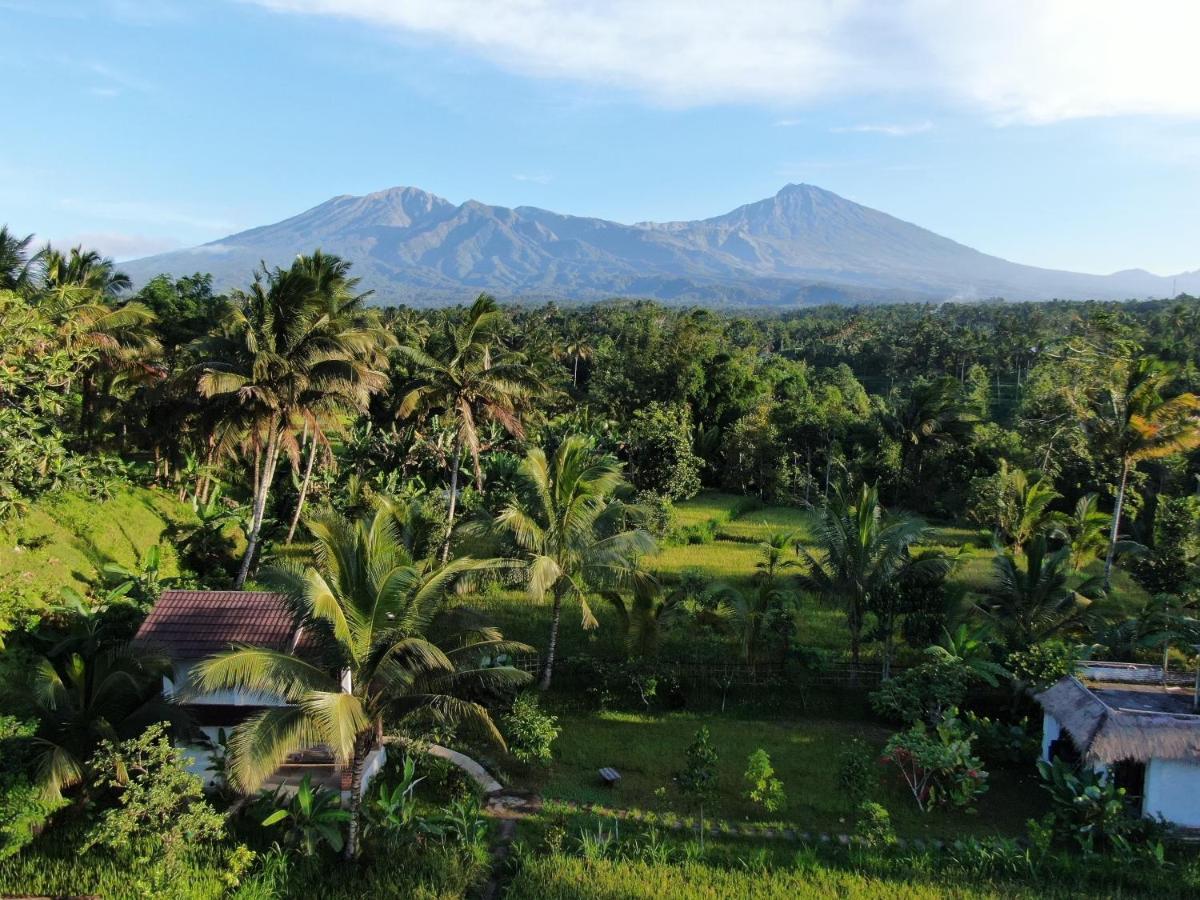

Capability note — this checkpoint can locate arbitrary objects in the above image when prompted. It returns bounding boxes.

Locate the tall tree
[197,504,530,858]
[194,257,388,586]
[1092,358,1200,587]
[32,245,161,442]
[496,435,655,690]
[796,483,937,667]
[395,294,540,561]
[0,226,35,292]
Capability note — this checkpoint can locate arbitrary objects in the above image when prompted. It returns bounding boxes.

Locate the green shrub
[0,716,65,859]
[504,692,561,766]
[870,659,969,725]
[1007,641,1078,693]
[854,801,897,849]
[836,738,874,808]
[742,748,786,813]
[882,709,988,813]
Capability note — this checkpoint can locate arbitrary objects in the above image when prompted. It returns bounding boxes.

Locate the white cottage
[134,589,385,798]
[1036,661,1200,828]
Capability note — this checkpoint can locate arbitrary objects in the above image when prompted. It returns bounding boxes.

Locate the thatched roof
[1037,676,1200,764]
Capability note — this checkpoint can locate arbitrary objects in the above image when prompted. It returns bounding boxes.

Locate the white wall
[1040,713,1061,763]
[1143,758,1200,827]
[179,726,225,787]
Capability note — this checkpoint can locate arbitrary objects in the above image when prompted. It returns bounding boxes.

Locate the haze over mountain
[122,185,1199,306]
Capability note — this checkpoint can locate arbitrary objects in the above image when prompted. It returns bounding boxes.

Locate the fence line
[547,656,901,690]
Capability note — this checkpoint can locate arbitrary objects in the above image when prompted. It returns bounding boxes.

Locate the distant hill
[122,184,1200,306]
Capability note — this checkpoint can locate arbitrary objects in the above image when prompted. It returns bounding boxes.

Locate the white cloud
[512,173,553,184]
[244,0,1200,123]
[831,121,933,137]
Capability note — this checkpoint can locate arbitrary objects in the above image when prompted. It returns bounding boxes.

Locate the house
[134,589,385,799]
[1036,661,1200,828]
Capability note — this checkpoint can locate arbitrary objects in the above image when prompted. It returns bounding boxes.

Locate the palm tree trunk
[573,354,579,388]
[441,437,463,564]
[1103,459,1130,589]
[539,585,565,691]
[237,421,281,588]
[344,737,368,860]
[286,429,319,544]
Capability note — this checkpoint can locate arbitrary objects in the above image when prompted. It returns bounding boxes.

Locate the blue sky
[4,0,1199,275]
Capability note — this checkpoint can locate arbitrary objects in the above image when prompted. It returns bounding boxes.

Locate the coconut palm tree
[395,294,541,561]
[796,483,936,667]
[1051,493,1132,573]
[193,257,389,586]
[196,504,530,858]
[981,535,1103,649]
[283,251,392,544]
[31,244,161,442]
[1092,358,1200,587]
[0,226,36,292]
[495,435,656,690]
[26,643,175,800]
[562,321,594,388]
[889,376,978,486]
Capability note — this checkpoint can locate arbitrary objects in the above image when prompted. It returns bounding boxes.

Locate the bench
[598,767,621,787]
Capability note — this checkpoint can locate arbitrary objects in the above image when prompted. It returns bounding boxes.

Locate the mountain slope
[122,184,1198,305]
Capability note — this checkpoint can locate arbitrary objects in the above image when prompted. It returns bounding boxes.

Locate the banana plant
[261,775,351,856]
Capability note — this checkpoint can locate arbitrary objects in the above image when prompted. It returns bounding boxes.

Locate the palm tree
[988,459,1061,551]
[31,244,161,441]
[284,251,392,544]
[395,294,541,561]
[27,643,175,800]
[981,535,1103,649]
[890,376,978,485]
[742,533,799,668]
[1051,493,1129,573]
[194,257,389,586]
[0,226,35,292]
[562,321,594,388]
[796,483,935,668]
[197,504,530,858]
[1092,358,1200,587]
[495,435,656,690]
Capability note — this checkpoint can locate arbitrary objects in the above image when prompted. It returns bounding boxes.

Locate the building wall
[1143,758,1200,827]
[1040,713,1061,763]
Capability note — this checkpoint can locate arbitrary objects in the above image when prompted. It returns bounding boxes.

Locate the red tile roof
[135,590,308,659]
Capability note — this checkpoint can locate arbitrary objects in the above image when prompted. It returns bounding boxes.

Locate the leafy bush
[258,774,351,856]
[882,709,988,813]
[870,658,969,725]
[83,723,244,895]
[962,712,1038,766]
[504,692,561,765]
[853,801,897,849]
[0,716,65,859]
[742,748,785,813]
[1007,640,1078,693]
[1036,758,1148,853]
[837,738,874,808]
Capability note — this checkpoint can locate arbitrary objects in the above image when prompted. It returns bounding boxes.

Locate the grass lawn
[505,854,1053,900]
[525,709,1043,839]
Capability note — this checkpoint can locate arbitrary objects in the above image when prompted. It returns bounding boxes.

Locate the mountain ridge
[121,184,1200,306]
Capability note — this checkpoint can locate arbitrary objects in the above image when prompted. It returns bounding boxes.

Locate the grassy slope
[0,486,195,633]
[528,709,1041,839]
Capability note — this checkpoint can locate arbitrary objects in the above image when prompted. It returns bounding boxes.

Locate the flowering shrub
[881,709,988,813]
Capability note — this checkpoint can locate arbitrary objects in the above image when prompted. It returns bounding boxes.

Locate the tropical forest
[2,227,1200,899]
